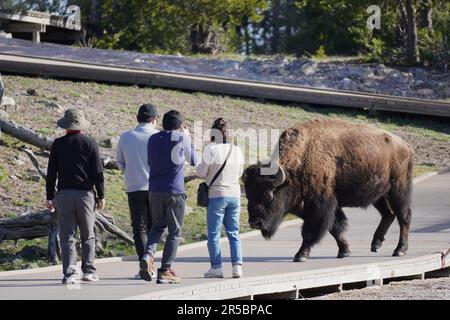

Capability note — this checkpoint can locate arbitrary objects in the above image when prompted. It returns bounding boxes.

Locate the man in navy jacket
[140,110,197,284]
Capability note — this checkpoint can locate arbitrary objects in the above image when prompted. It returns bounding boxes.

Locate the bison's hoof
[337,250,351,259]
[293,255,308,262]
[393,250,406,257]
[371,239,383,252]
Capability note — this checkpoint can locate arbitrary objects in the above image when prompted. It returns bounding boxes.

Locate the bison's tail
[391,152,414,210]
[405,152,414,206]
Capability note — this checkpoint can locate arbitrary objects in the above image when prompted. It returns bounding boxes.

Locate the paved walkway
[0,171,449,300]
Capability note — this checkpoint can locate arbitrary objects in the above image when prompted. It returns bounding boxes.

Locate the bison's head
[243,161,292,239]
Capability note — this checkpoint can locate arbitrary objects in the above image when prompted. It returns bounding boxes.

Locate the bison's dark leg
[393,206,411,256]
[371,196,396,252]
[329,208,351,258]
[294,197,337,262]
[391,160,413,256]
[390,195,412,256]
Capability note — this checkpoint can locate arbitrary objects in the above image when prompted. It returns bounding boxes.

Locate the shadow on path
[412,220,450,233]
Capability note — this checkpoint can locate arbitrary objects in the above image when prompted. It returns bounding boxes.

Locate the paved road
[0,171,449,300]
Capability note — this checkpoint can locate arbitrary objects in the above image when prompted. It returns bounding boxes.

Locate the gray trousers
[145,193,186,270]
[56,189,96,276]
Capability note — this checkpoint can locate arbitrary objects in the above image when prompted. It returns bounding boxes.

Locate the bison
[243,119,414,262]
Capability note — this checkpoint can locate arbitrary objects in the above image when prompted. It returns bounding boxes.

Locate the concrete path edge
[125,251,450,300]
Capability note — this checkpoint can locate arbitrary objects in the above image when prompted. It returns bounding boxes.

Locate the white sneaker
[204,267,224,278]
[82,273,100,282]
[232,265,242,278]
[62,273,79,284]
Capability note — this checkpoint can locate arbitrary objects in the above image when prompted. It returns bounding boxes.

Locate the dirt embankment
[313,278,450,300]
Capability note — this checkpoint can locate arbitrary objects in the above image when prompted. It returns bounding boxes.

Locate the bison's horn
[269,162,286,188]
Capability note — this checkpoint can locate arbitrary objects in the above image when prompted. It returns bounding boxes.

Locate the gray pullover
[115,123,158,192]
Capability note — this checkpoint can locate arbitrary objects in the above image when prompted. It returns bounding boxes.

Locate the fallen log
[95,212,134,245]
[0,211,56,243]
[22,148,47,180]
[0,210,134,245]
[0,210,133,263]
[0,116,53,151]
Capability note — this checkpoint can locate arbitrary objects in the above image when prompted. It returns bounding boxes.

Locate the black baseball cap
[137,103,159,120]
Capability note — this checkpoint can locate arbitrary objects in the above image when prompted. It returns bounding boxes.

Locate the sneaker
[135,269,156,279]
[232,265,242,278]
[204,267,224,278]
[157,268,181,284]
[139,254,154,282]
[62,273,78,285]
[82,272,100,282]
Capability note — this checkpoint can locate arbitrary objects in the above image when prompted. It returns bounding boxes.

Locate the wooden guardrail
[0,52,449,118]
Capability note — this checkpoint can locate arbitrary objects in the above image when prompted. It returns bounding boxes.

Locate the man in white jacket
[116,104,159,279]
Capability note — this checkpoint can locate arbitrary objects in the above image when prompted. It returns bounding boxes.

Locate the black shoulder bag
[197,145,233,207]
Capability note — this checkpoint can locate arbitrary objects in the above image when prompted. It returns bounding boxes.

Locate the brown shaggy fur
[279,119,414,207]
[244,118,414,262]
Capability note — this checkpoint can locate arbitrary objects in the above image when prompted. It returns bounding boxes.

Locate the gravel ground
[312,278,450,300]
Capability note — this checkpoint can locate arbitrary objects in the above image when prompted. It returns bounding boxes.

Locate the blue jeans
[207,197,242,268]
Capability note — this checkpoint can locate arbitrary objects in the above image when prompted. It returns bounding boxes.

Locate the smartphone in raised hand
[180,124,190,137]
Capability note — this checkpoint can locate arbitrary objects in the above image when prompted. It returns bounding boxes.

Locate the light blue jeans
[207,197,242,268]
